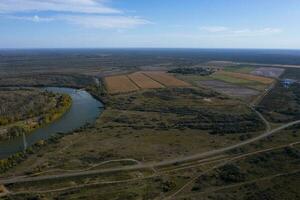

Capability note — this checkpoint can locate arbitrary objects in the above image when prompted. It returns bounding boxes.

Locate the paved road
[1,119,299,185]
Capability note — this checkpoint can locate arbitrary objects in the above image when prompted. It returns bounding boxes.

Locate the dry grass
[217,71,274,84]
[128,72,164,89]
[143,71,191,87]
[105,71,190,94]
[104,75,139,94]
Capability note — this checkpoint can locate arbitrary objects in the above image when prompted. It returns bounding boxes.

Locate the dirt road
[0,119,299,185]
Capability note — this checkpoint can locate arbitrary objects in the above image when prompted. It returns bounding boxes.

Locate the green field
[223,65,256,73]
[210,72,269,91]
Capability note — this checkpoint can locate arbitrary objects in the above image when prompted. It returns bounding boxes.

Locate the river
[0,87,104,158]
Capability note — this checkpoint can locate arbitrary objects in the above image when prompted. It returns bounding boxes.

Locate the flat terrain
[208,71,273,91]
[176,71,265,103]
[215,71,274,85]
[251,67,285,78]
[104,75,139,94]
[143,71,191,87]
[105,71,190,94]
[1,50,300,200]
[0,74,95,88]
[223,66,256,74]
[1,118,299,200]
[199,80,260,100]
[0,87,265,179]
[258,82,300,123]
[127,72,164,89]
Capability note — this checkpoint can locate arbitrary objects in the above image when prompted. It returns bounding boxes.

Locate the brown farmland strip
[218,71,274,84]
[128,72,164,89]
[143,71,191,87]
[104,75,139,94]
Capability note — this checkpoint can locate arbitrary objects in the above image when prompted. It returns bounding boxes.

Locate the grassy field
[176,73,262,103]
[0,87,264,178]
[2,125,299,200]
[215,71,274,84]
[223,66,256,73]
[1,50,300,199]
[0,70,299,200]
[128,72,164,89]
[186,148,300,200]
[210,71,272,91]
[181,124,300,200]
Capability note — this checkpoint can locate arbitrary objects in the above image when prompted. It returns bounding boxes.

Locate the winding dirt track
[0,119,299,185]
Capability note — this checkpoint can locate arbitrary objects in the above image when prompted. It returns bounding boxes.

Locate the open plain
[0,49,300,200]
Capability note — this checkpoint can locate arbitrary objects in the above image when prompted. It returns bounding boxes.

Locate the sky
[0,0,300,49]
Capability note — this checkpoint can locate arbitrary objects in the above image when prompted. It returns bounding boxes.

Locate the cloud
[199,26,282,36]
[0,0,152,29]
[231,28,282,35]
[0,0,120,14]
[7,15,54,22]
[58,15,151,29]
[199,26,229,33]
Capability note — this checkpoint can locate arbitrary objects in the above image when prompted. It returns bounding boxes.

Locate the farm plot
[251,67,285,78]
[104,75,139,94]
[199,80,260,100]
[224,66,256,73]
[143,71,191,87]
[128,72,164,89]
[215,71,274,84]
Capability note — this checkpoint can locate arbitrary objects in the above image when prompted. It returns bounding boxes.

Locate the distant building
[281,79,296,88]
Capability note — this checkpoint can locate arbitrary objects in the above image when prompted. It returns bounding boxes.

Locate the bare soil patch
[104,75,139,94]
[251,67,285,78]
[128,72,164,89]
[143,71,191,87]
[199,80,260,100]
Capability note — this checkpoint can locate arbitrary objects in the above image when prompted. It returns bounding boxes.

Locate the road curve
[1,120,299,185]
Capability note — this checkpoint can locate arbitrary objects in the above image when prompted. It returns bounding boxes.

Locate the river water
[0,87,104,158]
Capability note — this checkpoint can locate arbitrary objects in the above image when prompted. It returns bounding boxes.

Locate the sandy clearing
[199,80,260,100]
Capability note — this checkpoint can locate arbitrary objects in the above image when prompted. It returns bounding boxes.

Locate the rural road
[210,61,300,69]
[1,119,299,185]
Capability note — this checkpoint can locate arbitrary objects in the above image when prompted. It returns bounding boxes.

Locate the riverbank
[0,87,103,159]
[0,91,72,141]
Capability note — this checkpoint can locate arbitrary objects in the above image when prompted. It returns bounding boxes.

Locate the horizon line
[0,47,300,51]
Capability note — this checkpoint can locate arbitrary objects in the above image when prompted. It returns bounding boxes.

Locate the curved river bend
[0,87,104,158]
